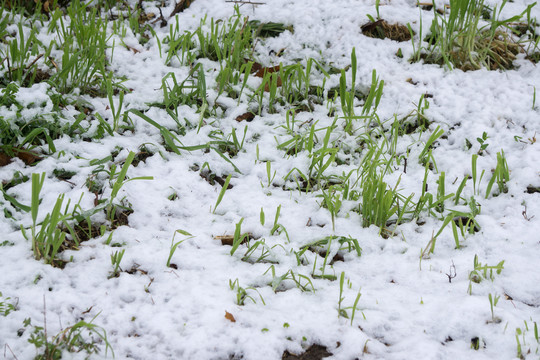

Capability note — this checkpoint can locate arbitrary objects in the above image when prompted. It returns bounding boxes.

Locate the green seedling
[167,229,194,267]
[109,249,125,278]
[264,265,315,293]
[516,327,524,358]
[264,161,277,187]
[485,150,509,198]
[337,272,363,325]
[129,110,241,173]
[435,172,453,213]
[24,313,113,359]
[212,174,232,214]
[105,151,153,223]
[418,126,443,169]
[339,48,357,124]
[0,292,16,316]
[229,279,265,306]
[453,176,468,205]
[434,197,481,251]
[95,76,127,135]
[259,207,265,226]
[164,16,196,66]
[468,255,505,294]
[268,205,289,242]
[20,173,81,266]
[471,153,485,196]
[360,170,402,232]
[4,22,45,85]
[476,131,489,154]
[317,186,343,231]
[230,218,250,256]
[249,20,293,38]
[241,239,281,264]
[488,293,500,322]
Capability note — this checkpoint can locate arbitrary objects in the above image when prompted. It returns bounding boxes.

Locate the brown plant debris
[282,344,332,360]
[361,20,412,42]
[214,233,255,246]
[0,149,42,167]
[170,0,194,18]
[253,64,281,77]
[235,112,255,122]
[200,169,234,189]
[224,311,236,323]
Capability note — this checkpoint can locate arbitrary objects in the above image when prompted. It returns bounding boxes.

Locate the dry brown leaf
[264,76,282,92]
[0,153,11,167]
[254,65,280,78]
[16,151,42,165]
[224,311,236,323]
[235,112,255,122]
[0,149,42,167]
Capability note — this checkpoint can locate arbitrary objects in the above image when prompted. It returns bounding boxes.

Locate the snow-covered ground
[1,0,540,359]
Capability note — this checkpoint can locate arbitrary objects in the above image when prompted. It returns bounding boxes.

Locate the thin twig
[48,56,59,71]
[4,344,19,360]
[25,53,43,70]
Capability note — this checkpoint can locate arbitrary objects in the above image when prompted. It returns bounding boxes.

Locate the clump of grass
[49,0,110,95]
[20,173,81,267]
[24,314,114,359]
[416,0,536,70]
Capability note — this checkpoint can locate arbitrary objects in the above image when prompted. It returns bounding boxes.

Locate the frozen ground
[1,0,540,359]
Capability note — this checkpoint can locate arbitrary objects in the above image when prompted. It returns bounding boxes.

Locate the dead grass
[361,20,412,42]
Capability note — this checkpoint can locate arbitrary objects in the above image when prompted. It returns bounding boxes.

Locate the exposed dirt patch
[361,20,412,42]
[282,344,332,360]
[132,149,154,167]
[200,168,233,189]
[71,219,102,244]
[110,208,133,229]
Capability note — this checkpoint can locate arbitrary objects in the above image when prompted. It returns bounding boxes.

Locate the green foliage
[49,0,110,94]
[468,254,504,294]
[0,292,16,316]
[24,314,114,359]
[19,173,82,266]
[485,150,509,198]
[417,0,536,70]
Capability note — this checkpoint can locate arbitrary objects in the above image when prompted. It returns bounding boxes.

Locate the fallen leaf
[264,76,282,92]
[0,153,11,167]
[225,311,236,323]
[0,149,42,167]
[254,65,280,78]
[235,112,255,122]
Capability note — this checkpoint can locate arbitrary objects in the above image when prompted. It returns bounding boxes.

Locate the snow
[1,0,540,359]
